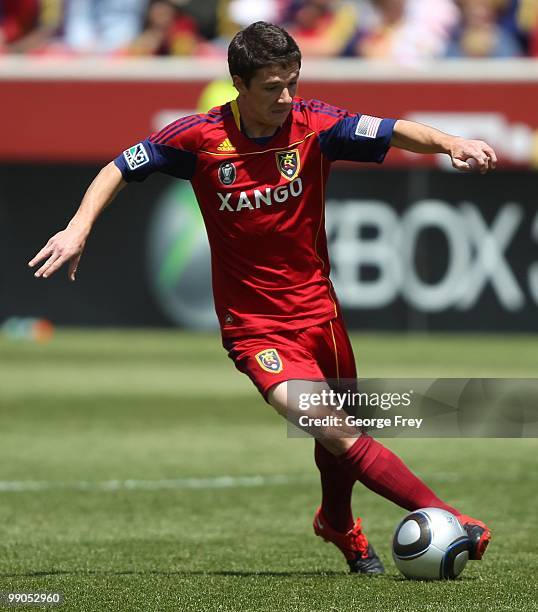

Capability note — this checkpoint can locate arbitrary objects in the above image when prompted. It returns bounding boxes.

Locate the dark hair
[228,22,301,87]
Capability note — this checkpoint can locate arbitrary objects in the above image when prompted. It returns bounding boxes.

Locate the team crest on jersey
[218,162,236,185]
[255,348,283,374]
[276,149,300,181]
[123,143,149,170]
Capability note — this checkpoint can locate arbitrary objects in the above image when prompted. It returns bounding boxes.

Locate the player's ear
[232,75,248,95]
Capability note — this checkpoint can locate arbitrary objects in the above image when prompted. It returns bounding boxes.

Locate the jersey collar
[229,98,290,148]
[231,98,241,131]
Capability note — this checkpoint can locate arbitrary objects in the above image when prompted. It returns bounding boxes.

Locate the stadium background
[2,62,538,331]
[0,1,537,611]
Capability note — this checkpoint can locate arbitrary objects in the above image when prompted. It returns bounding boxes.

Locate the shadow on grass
[0,569,479,581]
[1,570,343,578]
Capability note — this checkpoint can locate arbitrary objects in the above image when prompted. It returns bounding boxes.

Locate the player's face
[234,64,300,133]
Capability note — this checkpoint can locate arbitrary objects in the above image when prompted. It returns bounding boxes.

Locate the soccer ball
[392,508,471,580]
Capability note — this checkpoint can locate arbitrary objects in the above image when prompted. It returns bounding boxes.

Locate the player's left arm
[391,119,498,174]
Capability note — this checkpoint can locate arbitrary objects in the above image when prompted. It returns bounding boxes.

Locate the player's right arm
[29,117,200,281]
[29,161,125,281]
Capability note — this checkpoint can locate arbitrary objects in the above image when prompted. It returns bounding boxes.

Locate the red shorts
[223,316,357,401]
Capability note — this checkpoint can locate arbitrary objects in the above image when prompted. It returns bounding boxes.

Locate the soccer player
[29,22,495,574]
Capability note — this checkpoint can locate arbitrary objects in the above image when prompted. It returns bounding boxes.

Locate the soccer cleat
[457,514,491,560]
[313,507,385,575]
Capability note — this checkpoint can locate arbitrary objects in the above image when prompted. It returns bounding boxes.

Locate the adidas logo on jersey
[217,138,236,152]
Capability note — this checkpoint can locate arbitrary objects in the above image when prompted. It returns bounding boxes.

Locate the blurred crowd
[1,0,537,60]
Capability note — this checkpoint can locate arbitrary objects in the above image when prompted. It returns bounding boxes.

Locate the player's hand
[28,227,88,281]
[449,138,497,174]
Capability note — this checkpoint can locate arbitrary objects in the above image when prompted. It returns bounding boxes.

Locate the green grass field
[0,331,536,612]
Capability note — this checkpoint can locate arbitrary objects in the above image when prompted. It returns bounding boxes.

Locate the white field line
[0,474,315,493]
[0,472,459,493]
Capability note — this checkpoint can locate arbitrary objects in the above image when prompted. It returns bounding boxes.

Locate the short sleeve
[319,114,396,163]
[114,138,197,183]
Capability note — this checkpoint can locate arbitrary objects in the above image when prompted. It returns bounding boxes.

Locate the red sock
[314,440,355,532]
[338,434,460,515]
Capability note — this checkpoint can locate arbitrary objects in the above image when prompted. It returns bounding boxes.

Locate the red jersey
[115,98,395,337]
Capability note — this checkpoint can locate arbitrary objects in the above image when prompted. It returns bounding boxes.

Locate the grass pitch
[0,331,536,611]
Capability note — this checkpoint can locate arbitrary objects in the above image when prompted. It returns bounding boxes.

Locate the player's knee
[267,381,288,417]
[267,380,330,419]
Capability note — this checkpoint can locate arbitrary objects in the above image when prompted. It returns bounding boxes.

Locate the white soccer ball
[392,507,470,580]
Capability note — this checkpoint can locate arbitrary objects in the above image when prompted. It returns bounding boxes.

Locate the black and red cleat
[457,514,491,560]
[313,507,385,575]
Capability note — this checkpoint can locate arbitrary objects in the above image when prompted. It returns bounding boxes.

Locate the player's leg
[266,379,356,454]
[224,327,489,564]
[268,380,384,574]
[293,319,383,572]
[304,317,491,560]
[314,437,354,533]
[299,322,358,532]
[335,422,491,559]
[222,327,382,572]
[297,320,358,530]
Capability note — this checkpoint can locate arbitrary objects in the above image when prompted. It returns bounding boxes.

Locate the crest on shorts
[255,348,283,374]
[276,149,300,181]
[218,162,236,185]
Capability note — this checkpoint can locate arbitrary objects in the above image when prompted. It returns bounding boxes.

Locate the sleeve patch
[355,115,382,139]
[123,143,150,170]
